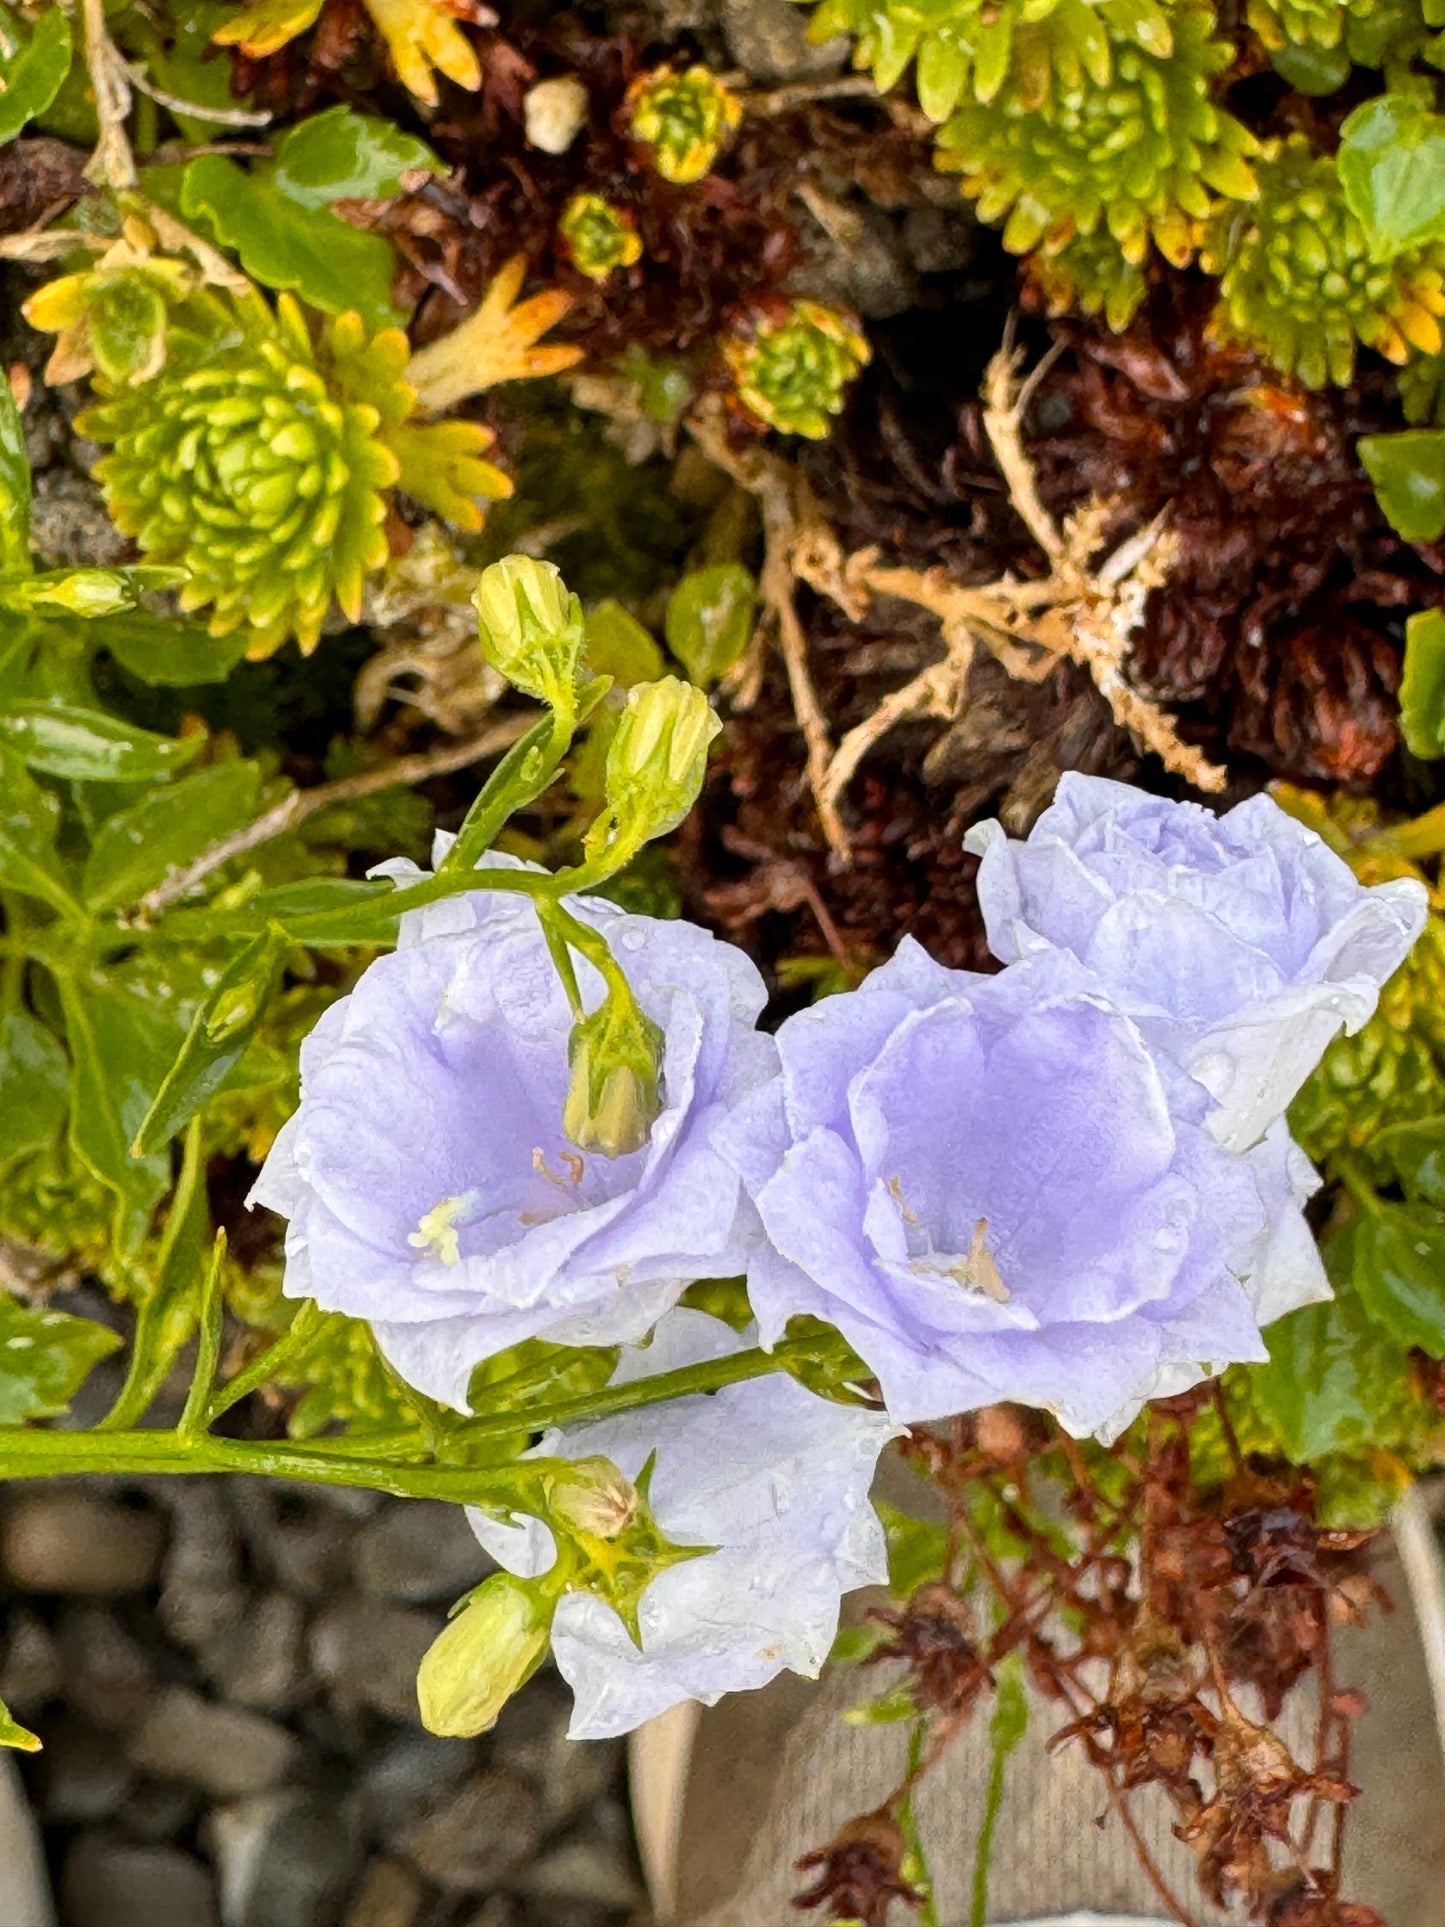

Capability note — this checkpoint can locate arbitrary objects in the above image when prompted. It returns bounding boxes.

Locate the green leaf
[1359,432,1445,543]
[584,601,665,688]
[271,104,442,207]
[1352,1200,1445,1353]
[876,1498,948,1599]
[0,1698,41,1753]
[180,153,405,330]
[0,2,73,145]
[0,1288,121,1425]
[0,741,79,914]
[1248,1247,1415,1460]
[1400,608,1445,759]
[142,0,258,140]
[59,974,175,1253]
[1339,95,1445,259]
[0,353,31,577]
[1375,1114,1445,1205]
[0,565,183,619]
[664,563,757,689]
[0,1011,68,1169]
[0,701,203,783]
[82,761,261,912]
[214,876,400,946]
[131,931,287,1156]
[98,611,252,687]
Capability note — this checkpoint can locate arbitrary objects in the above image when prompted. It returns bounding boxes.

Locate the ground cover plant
[4,4,1445,1925]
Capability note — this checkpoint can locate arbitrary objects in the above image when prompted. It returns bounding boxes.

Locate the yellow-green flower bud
[416,1573,553,1738]
[473,555,586,708]
[603,676,721,846]
[624,63,741,185]
[722,301,870,441]
[563,991,666,1160]
[549,1457,641,1541]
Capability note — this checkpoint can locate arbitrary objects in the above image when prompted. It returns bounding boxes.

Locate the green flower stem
[1362,799,1445,862]
[200,1302,326,1430]
[441,709,575,876]
[1335,1154,1381,1214]
[0,1423,562,1511]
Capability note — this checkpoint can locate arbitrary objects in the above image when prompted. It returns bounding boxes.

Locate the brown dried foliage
[798,1400,1387,1927]
[795,1810,924,1927]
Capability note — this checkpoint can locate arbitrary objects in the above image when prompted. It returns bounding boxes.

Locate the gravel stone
[514,1832,644,1911]
[2,1492,165,1595]
[343,1860,427,1927]
[212,1591,307,1711]
[0,1608,61,1714]
[309,1599,440,1722]
[492,1677,619,1832]
[229,1486,358,1601]
[128,1687,299,1797]
[903,204,978,276]
[28,469,131,569]
[55,1605,153,1731]
[121,1778,204,1843]
[401,1769,542,1892]
[359,1732,479,1846]
[720,0,848,78]
[353,1501,490,1605]
[209,1790,361,1927]
[59,1837,217,1927]
[156,1483,244,1670]
[38,1718,137,1825]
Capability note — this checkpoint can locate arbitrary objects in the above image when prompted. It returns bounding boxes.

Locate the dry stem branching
[690,339,1226,867]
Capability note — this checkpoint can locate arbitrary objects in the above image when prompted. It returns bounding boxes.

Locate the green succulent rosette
[1025,227,1149,330]
[78,288,510,659]
[558,193,643,283]
[1204,136,1445,390]
[799,0,1175,121]
[624,63,742,185]
[933,2,1257,275]
[722,300,871,440]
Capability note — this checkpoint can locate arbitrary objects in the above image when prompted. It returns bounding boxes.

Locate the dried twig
[80,0,136,188]
[134,718,529,921]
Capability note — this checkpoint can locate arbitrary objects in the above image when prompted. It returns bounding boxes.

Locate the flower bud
[549,1457,641,1541]
[603,676,721,847]
[473,555,586,708]
[416,1573,554,1738]
[563,991,665,1160]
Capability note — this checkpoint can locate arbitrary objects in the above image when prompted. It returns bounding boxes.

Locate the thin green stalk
[898,1721,940,1927]
[0,1424,559,1510]
[203,1301,325,1429]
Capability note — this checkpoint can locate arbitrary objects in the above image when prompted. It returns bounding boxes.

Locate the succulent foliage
[74,286,508,658]
[723,300,871,438]
[624,63,742,184]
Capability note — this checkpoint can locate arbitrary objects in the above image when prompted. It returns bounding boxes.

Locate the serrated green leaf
[98,612,252,687]
[0,1011,68,1169]
[132,930,287,1157]
[59,973,176,1253]
[0,2,73,145]
[0,354,31,577]
[1400,607,1445,759]
[82,761,261,912]
[282,1309,421,1439]
[271,103,442,207]
[0,740,78,914]
[664,564,757,689]
[180,153,405,330]
[1359,432,1445,543]
[0,701,203,783]
[0,1288,120,1424]
[1339,95,1445,259]
[1352,1201,1445,1354]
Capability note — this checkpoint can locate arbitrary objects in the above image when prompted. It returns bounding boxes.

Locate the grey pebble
[37,1719,137,1826]
[401,1768,542,1892]
[719,0,848,79]
[2,1492,165,1596]
[59,1837,217,1927]
[513,1832,644,1912]
[359,1731,478,1845]
[55,1606,153,1732]
[212,1591,308,1712]
[352,1501,490,1606]
[309,1598,440,1723]
[0,1609,61,1714]
[209,1789,361,1927]
[342,1859,427,1927]
[128,1687,298,1798]
[229,1485,359,1601]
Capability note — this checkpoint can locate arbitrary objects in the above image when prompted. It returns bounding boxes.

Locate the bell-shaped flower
[716,941,1329,1441]
[249,848,776,1409]
[964,774,1427,1152]
[469,1309,898,1738]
